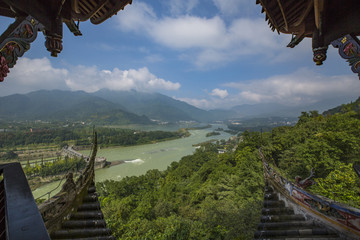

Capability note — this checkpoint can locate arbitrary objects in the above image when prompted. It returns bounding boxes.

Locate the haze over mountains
[0,89,355,124]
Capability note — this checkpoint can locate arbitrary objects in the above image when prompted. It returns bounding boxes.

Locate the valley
[32,124,234,199]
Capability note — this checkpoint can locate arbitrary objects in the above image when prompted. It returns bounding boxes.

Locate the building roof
[257,0,360,75]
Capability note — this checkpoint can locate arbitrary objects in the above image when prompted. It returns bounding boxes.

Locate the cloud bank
[65,66,180,92]
[179,68,360,109]
[225,68,360,106]
[115,1,295,67]
[0,58,180,96]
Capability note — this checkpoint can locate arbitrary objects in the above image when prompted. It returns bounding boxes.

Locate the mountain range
[92,89,214,122]
[0,89,356,124]
[0,90,150,125]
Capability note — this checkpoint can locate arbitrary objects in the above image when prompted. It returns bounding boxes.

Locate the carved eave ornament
[0,0,132,82]
[257,0,360,79]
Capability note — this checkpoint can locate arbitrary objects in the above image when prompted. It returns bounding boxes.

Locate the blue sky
[0,0,359,109]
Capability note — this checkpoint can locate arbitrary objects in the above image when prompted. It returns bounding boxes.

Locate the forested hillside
[96,140,265,239]
[95,99,360,239]
[93,89,215,122]
[323,96,360,115]
[0,90,151,124]
[261,102,360,207]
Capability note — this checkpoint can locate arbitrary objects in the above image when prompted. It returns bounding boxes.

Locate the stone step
[254,228,339,238]
[51,228,112,239]
[62,220,107,229]
[262,207,294,215]
[260,214,305,222]
[265,186,274,192]
[264,192,279,201]
[88,186,96,194]
[255,183,341,240]
[83,194,98,203]
[263,200,285,207]
[77,202,101,211]
[70,211,104,220]
[257,221,315,230]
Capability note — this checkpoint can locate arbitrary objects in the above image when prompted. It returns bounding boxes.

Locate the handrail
[35,173,67,200]
[35,148,91,200]
[0,162,50,240]
[259,148,360,238]
[35,168,83,201]
[38,131,98,234]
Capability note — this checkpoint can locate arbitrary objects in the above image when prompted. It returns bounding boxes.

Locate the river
[32,124,233,199]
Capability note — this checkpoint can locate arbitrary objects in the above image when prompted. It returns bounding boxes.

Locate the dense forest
[95,98,360,239]
[260,98,360,207]
[97,140,265,239]
[94,128,189,147]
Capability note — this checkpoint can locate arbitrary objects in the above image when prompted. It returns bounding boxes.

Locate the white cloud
[210,88,228,98]
[0,58,180,96]
[0,57,69,96]
[177,69,360,110]
[225,68,360,106]
[116,1,296,67]
[65,66,181,92]
[116,2,156,32]
[165,0,199,15]
[150,15,227,49]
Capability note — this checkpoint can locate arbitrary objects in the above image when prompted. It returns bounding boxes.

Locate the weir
[61,145,109,169]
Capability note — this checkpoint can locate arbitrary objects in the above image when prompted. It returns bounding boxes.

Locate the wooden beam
[314,0,324,29]
[73,0,109,21]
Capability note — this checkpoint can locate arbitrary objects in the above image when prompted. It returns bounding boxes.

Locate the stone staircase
[254,185,344,240]
[51,184,114,240]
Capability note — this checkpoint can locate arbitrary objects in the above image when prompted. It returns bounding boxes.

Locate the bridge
[61,145,109,169]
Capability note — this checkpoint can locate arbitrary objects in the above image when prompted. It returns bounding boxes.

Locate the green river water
[32,124,233,199]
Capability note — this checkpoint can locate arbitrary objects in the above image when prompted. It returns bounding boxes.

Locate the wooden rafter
[293,0,313,27]
[74,0,109,21]
[276,0,288,31]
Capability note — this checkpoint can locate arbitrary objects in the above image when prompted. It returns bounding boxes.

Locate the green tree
[310,162,360,207]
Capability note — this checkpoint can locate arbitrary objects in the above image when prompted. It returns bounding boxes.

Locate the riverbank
[1,127,191,164]
[30,131,190,194]
[28,175,62,191]
[33,124,234,198]
[74,128,191,152]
